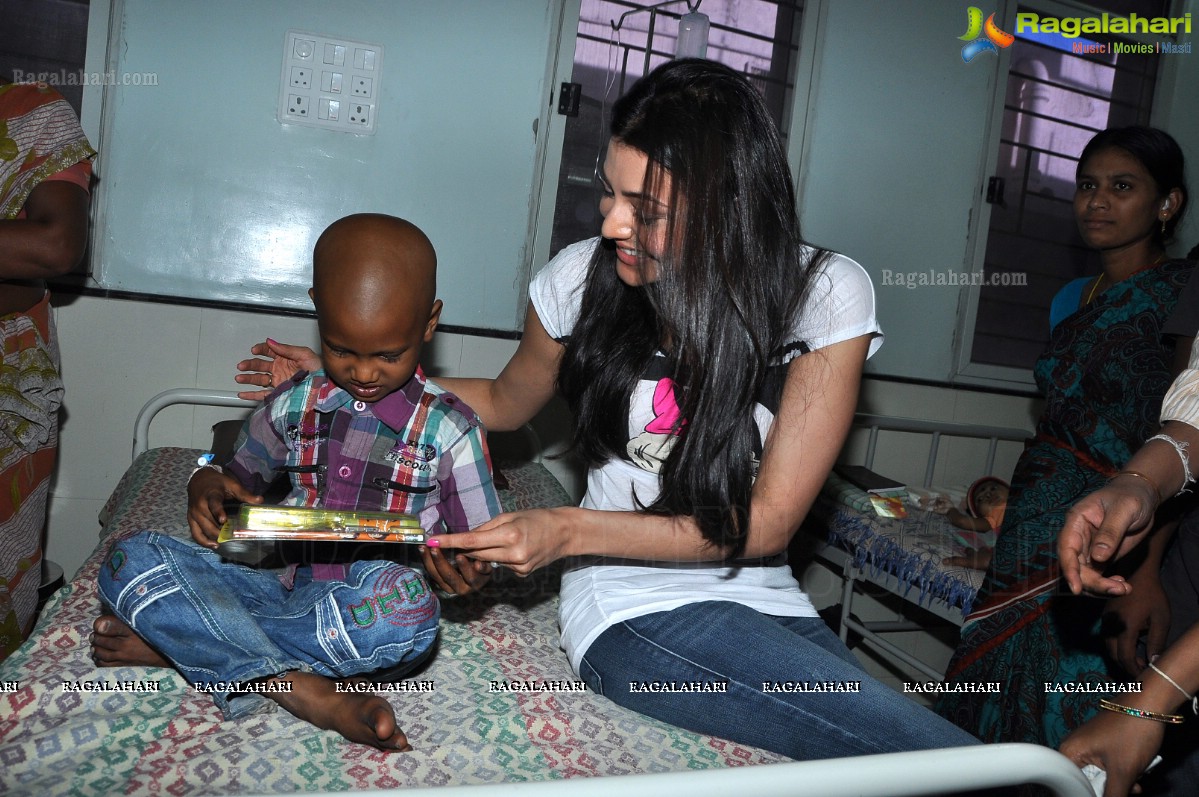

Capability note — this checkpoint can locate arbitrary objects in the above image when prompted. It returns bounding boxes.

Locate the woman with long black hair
[234,59,978,759]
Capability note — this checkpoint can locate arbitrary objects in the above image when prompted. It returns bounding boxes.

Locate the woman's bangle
[1147,433,1194,496]
[1147,661,1199,716]
[1098,698,1185,724]
[1111,470,1163,505]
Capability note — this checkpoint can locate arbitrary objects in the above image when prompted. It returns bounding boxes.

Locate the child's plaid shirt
[226,369,501,535]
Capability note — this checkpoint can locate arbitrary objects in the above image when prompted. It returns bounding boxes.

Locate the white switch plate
[278,29,383,135]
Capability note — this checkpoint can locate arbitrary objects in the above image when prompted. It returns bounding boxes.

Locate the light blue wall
[1155,0,1199,254]
[795,0,1199,384]
[94,0,1198,379]
[797,0,1000,382]
[94,0,560,330]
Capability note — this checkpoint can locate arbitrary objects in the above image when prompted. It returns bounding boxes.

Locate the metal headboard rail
[131,387,545,463]
[242,743,1093,797]
[132,388,257,459]
[854,413,1031,488]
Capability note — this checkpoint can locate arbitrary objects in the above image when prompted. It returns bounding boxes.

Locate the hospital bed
[0,391,1093,796]
[810,413,1032,681]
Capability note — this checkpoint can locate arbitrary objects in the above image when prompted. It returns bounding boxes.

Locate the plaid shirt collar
[312,368,427,432]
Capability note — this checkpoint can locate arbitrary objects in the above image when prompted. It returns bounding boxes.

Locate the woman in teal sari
[938,126,1192,746]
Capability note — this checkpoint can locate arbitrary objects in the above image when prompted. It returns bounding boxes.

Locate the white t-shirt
[529,237,883,672]
[1161,336,1199,428]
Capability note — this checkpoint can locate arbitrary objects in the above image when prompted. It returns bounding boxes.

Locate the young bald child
[94,214,501,750]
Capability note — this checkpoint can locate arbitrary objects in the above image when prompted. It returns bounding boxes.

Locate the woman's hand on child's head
[186,470,262,549]
[235,339,319,401]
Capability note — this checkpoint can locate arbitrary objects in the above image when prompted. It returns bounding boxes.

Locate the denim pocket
[578,654,604,697]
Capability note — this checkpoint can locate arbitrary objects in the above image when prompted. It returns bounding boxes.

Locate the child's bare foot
[267,671,411,751]
[91,614,171,667]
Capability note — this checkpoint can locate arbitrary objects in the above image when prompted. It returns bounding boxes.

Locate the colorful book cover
[869,494,908,518]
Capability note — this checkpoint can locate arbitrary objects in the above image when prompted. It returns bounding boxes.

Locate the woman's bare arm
[429,334,871,573]
[0,181,90,278]
[1060,420,1199,595]
[434,302,563,431]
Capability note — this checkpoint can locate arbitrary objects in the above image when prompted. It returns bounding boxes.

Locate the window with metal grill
[550,0,807,258]
[968,0,1170,371]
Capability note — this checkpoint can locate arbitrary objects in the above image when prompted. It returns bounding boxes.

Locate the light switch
[354,48,378,70]
[323,43,345,66]
[318,98,340,121]
[321,71,343,93]
[278,30,383,135]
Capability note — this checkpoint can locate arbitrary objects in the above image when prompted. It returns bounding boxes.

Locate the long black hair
[557,59,829,557]
[1078,125,1189,244]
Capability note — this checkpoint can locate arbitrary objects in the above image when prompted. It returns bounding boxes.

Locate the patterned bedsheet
[0,447,783,795]
[815,480,986,618]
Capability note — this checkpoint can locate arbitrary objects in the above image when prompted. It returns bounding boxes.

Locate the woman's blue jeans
[97,530,439,718]
[578,600,980,760]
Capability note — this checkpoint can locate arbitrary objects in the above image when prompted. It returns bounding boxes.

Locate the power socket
[278,30,382,135]
[348,103,369,125]
[285,94,310,117]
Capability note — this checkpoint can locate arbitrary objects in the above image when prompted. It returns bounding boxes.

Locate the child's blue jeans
[97,530,439,718]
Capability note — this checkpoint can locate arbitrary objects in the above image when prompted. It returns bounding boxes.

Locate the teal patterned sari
[937,259,1193,746]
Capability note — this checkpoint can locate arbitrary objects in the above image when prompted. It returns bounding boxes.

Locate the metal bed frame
[133,388,257,458]
[132,393,1094,796]
[817,413,1031,682]
[239,744,1094,797]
